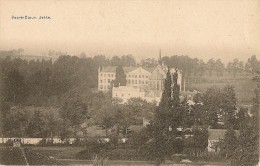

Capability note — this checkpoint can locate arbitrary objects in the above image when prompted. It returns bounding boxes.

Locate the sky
[0,0,259,63]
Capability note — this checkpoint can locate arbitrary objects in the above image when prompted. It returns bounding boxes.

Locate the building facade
[98,61,183,104]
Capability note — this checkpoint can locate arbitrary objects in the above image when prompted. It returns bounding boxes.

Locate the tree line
[162,55,260,78]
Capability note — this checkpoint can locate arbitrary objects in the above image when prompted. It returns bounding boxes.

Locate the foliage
[26,110,47,138]
[144,68,185,165]
[114,65,127,87]
[231,95,259,166]
[227,58,244,78]
[59,90,89,136]
[196,85,238,129]
[219,127,238,160]
[184,127,208,157]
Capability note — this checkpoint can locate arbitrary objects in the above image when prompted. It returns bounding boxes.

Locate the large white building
[98,58,183,104]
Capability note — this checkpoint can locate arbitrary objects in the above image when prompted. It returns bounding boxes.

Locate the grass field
[29,146,85,159]
[186,72,255,105]
[59,159,230,166]
[28,146,230,166]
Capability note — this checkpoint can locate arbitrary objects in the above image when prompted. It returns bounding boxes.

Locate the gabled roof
[100,66,155,74]
[143,66,157,73]
[124,66,138,73]
[149,65,166,80]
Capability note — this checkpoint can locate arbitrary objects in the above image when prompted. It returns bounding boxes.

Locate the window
[146,75,148,78]
[100,80,102,83]
[142,75,144,78]
[128,79,130,84]
[146,81,148,84]
[139,80,141,84]
[104,74,106,77]
[135,80,137,84]
[104,79,106,83]
[139,75,141,78]
[100,85,103,89]
[135,75,137,78]
[132,80,134,84]
[122,94,124,97]
[108,79,110,83]
[111,74,113,77]
[100,74,103,77]
[108,74,110,77]
[142,81,144,84]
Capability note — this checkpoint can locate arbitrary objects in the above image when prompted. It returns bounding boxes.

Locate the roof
[128,125,143,132]
[100,66,155,74]
[143,67,157,73]
[208,129,227,140]
[124,66,138,73]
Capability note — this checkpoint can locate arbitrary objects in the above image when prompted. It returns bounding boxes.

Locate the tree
[215,59,225,77]
[114,65,127,87]
[232,117,258,166]
[197,59,206,77]
[26,110,47,138]
[245,55,259,74]
[3,69,26,103]
[93,55,110,67]
[231,86,259,166]
[220,127,238,161]
[201,87,222,128]
[145,68,184,165]
[227,59,244,78]
[59,90,89,137]
[206,58,216,77]
[44,112,61,139]
[191,127,208,157]
[126,98,156,125]
[94,98,117,137]
[141,58,158,67]
[121,55,136,67]
[221,85,237,128]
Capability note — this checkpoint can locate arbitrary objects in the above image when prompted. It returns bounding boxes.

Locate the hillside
[186,71,255,105]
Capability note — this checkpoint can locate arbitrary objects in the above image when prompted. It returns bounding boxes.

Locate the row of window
[99,82,164,91]
[100,73,114,77]
[100,73,149,79]
[100,79,148,84]
[127,74,149,78]
[127,79,148,85]
[115,93,131,97]
[100,79,112,83]
[99,85,111,90]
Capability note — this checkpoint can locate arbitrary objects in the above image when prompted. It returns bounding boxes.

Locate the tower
[158,49,162,65]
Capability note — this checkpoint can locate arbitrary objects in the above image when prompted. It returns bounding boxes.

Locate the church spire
[158,49,162,65]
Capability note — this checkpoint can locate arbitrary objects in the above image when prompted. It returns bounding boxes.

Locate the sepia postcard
[0,0,259,165]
